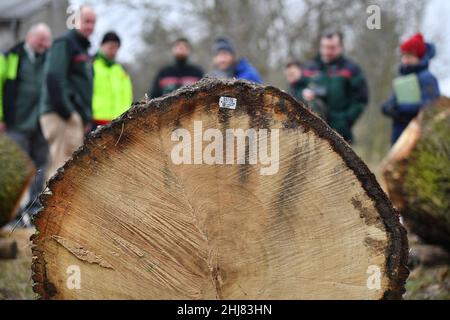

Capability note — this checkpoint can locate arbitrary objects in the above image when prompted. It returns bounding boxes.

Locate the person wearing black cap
[208,37,262,84]
[149,38,204,98]
[92,31,133,128]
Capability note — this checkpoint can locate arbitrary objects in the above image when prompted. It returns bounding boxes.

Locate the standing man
[40,5,96,178]
[302,31,368,143]
[92,31,133,127]
[0,23,52,222]
[149,38,203,98]
[209,37,262,84]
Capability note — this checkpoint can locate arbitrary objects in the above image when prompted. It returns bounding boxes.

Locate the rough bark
[32,78,408,300]
[0,135,35,228]
[382,97,450,249]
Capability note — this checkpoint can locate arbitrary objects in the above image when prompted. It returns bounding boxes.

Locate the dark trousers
[6,128,49,215]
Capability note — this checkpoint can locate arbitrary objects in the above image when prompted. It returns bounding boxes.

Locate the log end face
[31,78,409,299]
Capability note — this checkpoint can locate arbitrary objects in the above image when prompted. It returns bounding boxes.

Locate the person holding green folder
[382,33,440,144]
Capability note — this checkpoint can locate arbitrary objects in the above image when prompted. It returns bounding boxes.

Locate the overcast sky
[71,0,450,95]
[422,0,450,95]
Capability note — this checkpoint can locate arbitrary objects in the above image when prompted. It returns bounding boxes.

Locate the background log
[32,79,408,300]
[0,135,35,228]
[0,238,18,260]
[382,97,450,249]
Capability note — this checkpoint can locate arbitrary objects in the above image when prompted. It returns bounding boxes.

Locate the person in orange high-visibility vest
[92,31,133,127]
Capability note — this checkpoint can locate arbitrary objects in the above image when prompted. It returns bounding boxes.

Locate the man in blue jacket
[382,33,440,144]
[208,37,262,84]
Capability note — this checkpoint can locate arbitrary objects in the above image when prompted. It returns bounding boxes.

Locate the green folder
[393,74,421,104]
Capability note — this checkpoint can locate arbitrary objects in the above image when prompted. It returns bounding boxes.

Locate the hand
[84,123,92,134]
[302,89,316,102]
[0,121,6,134]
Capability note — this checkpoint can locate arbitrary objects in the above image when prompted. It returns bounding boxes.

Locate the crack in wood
[52,235,114,270]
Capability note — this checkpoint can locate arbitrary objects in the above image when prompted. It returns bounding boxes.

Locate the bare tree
[351,0,426,165]
[95,0,426,166]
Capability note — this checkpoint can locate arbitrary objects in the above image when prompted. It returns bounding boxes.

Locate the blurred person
[382,33,440,144]
[39,5,96,179]
[285,59,306,98]
[92,31,133,128]
[0,23,52,224]
[149,38,203,98]
[208,37,262,84]
[302,31,368,143]
[285,59,327,119]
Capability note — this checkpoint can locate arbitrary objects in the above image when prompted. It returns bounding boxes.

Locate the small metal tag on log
[219,96,237,109]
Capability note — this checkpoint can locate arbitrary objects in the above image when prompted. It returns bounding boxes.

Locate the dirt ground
[0,228,35,300]
[404,233,450,299]
[0,227,449,300]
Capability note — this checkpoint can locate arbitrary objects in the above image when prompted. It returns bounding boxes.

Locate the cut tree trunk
[382,97,450,249]
[0,135,35,228]
[32,79,408,300]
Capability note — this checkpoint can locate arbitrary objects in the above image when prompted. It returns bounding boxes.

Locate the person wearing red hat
[400,33,427,61]
[382,33,440,144]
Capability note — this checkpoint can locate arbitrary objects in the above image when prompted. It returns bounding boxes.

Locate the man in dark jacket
[302,31,368,143]
[39,5,96,179]
[0,23,52,222]
[382,33,440,144]
[149,38,203,98]
[208,37,262,84]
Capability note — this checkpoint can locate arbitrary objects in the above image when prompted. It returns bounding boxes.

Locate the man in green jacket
[302,31,369,143]
[39,5,96,179]
[0,23,52,222]
[92,32,133,127]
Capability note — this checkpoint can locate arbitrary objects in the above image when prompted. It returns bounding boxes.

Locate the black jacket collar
[315,54,346,68]
[4,42,25,55]
[68,29,91,50]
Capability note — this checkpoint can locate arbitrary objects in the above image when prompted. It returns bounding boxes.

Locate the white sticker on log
[219,96,237,110]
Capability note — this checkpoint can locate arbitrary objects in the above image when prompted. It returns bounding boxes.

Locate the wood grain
[31,79,408,299]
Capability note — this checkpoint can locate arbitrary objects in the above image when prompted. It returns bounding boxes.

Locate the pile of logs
[382,97,450,249]
[31,79,408,299]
